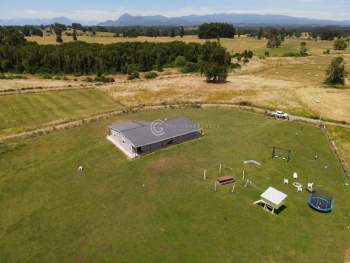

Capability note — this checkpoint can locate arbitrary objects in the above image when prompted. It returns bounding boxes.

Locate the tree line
[0,27,231,82]
[198,23,236,39]
[0,41,200,74]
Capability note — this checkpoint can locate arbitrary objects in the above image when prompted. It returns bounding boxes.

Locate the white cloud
[8,9,124,21]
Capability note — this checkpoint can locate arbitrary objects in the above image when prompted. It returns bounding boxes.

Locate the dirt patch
[344,248,350,263]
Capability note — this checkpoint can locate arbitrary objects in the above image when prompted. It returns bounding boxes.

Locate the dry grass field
[27,34,350,56]
[102,55,350,122]
[0,77,86,92]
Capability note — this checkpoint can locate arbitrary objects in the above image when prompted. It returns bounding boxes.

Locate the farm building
[107,117,202,159]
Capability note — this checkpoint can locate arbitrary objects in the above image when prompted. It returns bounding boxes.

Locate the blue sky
[1,0,349,21]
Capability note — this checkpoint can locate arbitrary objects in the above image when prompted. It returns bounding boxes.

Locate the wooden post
[214,181,217,192]
[203,169,207,180]
[232,183,236,193]
[242,170,245,181]
[219,163,222,174]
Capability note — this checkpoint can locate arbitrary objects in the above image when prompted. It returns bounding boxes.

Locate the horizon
[1,0,349,21]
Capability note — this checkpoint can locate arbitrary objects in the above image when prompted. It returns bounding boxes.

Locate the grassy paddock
[0,89,121,137]
[0,108,349,262]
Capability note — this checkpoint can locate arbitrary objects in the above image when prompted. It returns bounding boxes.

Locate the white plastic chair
[293,172,298,180]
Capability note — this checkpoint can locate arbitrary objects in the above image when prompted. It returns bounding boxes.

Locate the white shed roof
[261,187,287,206]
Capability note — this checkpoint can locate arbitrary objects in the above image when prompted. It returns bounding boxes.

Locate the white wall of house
[108,130,138,159]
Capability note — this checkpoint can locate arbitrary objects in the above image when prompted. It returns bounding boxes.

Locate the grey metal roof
[109,121,150,132]
[109,117,201,147]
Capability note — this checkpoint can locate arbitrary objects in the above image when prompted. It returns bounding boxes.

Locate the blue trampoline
[308,192,333,213]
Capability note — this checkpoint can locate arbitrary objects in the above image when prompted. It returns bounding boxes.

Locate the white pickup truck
[271,111,289,120]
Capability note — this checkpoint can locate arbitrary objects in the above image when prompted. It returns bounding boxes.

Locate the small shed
[255,187,288,214]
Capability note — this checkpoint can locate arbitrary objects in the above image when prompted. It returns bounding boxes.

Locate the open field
[0,108,349,262]
[26,35,350,56]
[0,89,121,137]
[103,55,350,123]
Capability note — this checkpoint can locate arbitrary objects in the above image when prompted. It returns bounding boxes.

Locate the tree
[170,28,176,38]
[0,28,26,46]
[73,29,78,41]
[56,34,63,44]
[53,25,64,44]
[257,27,264,40]
[266,28,283,48]
[267,36,282,48]
[180,26,185,38]
[325,57,346,85]
[300,42,308,56]
[72,23,83,31]
[199,42,231,83]
[334,38,348,50]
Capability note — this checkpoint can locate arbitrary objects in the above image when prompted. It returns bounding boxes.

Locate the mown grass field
[27,34,350,56]
[0,89,121,137]
[0,108,349,262]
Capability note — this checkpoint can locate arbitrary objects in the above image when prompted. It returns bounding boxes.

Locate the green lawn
[0,108,349,262]
[0,89,121,137]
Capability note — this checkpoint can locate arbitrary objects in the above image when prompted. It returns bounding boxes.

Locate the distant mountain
[99,13,350,27]
[0,17,97,26]
[101,13,188,27]
[2,12,350,27]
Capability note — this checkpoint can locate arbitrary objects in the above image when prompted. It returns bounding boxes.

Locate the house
[107,117,202,159]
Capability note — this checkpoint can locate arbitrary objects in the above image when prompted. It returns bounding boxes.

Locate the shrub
[233,53,242,62]
[231,63,241,70]
[300,42,309,56]
[325,56,346,85]
[334,38,348,50]
[239,101,252,106]
[264,51,270,57]
[266,36,282,48]
[42,74,52,79]
[127,71,140,80]
[127,64,140,75]
[144,71,158,79]
[95,75,115,83]
[282,52,301,57]
[0,74,27,80]
[174,56,187,67]
[181,62,199,73]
